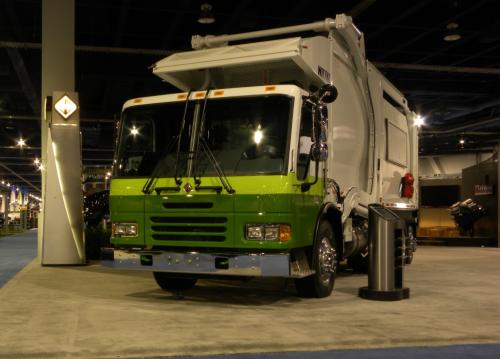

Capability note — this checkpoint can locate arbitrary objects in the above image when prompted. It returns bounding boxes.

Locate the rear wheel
[153,272,197,291]
[295,220,338,298]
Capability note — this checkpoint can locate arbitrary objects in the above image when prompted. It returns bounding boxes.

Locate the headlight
[246,224,290,241]
[112,222,138,237]
[246,225,264,240]
[264,225,280,240]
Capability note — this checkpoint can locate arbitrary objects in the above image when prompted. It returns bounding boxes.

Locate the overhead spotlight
[34,158,40,166]
[414,115,425,127]
[1,180,4,185]
[459,138,465,145]
[444,22,461,42]
[38,164,45,171]
[16,137,26,148]
[198,3,215,24]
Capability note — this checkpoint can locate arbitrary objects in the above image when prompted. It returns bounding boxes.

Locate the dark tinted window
[115,102,190,177]
[196,95,292,176]
[115,95,292,178]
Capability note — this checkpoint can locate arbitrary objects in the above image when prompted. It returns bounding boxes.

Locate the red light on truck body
[401,172,414,198]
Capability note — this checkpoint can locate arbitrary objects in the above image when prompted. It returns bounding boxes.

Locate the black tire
[295,220,338,298]
[153,272,197,291]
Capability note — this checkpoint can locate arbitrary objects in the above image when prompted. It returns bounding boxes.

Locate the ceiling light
[459,138,465,145]
[198,3,215,24]
[17,138,26,148]
[130,126,139,136]
[444,22,461,42]
[414,115,425,127]
[254,125,263,144]
[34,158,40,165]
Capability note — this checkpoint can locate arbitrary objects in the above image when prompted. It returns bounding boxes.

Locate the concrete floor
[0,246,499,358]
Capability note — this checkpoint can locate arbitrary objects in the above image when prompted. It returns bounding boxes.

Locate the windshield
[114,94,292,178]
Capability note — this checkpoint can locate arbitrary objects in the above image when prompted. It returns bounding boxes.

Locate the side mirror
[318,84,338,104]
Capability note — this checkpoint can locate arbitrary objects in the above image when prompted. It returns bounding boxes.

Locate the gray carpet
[0,230,37,287]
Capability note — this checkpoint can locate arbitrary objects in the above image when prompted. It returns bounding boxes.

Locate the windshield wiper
[197,138,235,194]
[142,90,192,194]
[141,137,178,194]
[173,90,193,186]
[192,90,235,194]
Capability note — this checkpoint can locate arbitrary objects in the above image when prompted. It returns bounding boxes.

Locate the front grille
[163,202,213,209]
[151,217,227,224]
[152,235,225,242]
[150,216,228,242]
[151,226,226,233]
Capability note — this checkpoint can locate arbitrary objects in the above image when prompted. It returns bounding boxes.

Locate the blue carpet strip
[0,230,37,287]
[162,344,500,359]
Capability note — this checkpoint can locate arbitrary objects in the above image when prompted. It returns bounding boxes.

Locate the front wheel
[153,272,197,291]
[295,220,338,298]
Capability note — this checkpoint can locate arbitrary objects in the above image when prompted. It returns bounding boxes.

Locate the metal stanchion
[359,204,410,301]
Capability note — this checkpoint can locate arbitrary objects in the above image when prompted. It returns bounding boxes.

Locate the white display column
[41,92,84,264]
[40,0,83,264]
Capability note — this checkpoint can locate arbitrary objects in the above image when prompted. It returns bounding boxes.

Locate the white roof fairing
[152,36,331,91]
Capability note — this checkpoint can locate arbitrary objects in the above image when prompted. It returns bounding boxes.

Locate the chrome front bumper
[101,248,312,278]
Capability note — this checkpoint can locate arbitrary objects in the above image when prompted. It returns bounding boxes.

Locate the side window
[297,103,313,180]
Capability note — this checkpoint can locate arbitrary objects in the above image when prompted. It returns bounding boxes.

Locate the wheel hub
[318,237,336,284]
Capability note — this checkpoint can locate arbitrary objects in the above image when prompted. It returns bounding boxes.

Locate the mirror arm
[300,159,319,192]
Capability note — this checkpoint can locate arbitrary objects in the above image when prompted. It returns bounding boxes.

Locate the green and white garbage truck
[102,14,419,298]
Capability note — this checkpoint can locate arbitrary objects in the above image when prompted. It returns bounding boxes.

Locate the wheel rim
[318,237,336,285]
